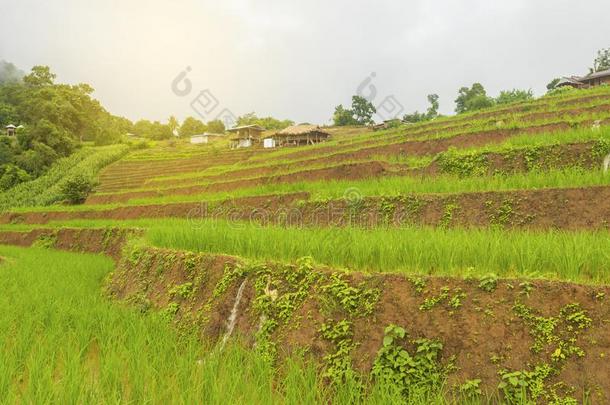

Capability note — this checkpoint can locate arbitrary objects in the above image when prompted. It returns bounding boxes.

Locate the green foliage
[455,83,494,114]
[178,116,207,137]
[591,48,610,73]
[236,112,294,130]
[437,149,489,177]
[333,96,376,126]
[0,144,128,209]
[0,163,31,191]
[319,320,358,384]
[372,325,446,398]
[458,379,482,398]
[321,273,380,316]
[333,104,358,126]
[60,174,95,204]
[496,89,534,105]
[478,274,498,292]
[206,119,226,134]
[546,78,561,92]
[351,95,376,125]
[403,94,440,123]
[0,60,24,84]
[0,64,131,182]
[133,119,173,140]
[169,282,194,299]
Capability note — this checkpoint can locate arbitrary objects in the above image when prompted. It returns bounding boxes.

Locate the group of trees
[235,112,294,131]
[332,96,376,126]
[403,94,440,123]
[0,62,131,190]
[454,84,533,114]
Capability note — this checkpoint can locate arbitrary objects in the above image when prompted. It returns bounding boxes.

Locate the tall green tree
[332,104,357,126]
[178,117,207,137]
[351,95,376,125]
[455,83,494,114]
[591,48,610,73]
[206,119,225,134]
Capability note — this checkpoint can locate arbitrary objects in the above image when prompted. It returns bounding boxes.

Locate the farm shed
[273,124,330,147]
[227,125,265,148]
[557,69,610,89]
[5,124,16,136]
[190,133,224,145]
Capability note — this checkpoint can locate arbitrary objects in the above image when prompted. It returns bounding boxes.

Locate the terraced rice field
[2,87,610,404]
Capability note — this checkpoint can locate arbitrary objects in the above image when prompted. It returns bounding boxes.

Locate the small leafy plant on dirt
[419,286,466,311]
[32,233,57,249]
[372,324,447,398]
[319,319,358,385]
[320,273,380,317]
[169,282,194,300]
[478,274,498,292]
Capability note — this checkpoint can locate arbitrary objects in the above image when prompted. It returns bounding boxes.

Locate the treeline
[332,48,610,127]
[0,63,131,190]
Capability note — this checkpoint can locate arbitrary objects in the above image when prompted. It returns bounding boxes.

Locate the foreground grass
[0,245,476,404]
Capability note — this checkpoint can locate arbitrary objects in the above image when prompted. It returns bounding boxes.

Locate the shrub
[60,174,95,204]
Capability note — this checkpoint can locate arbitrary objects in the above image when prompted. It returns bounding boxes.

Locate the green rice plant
[137,218,610,284]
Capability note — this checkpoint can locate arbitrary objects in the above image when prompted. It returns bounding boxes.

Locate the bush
[60,174,96,204]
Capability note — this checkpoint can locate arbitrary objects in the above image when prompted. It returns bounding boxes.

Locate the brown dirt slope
[4,186,609,231]
[106,246,610,403]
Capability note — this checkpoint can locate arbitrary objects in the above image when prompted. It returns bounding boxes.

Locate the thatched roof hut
[273,124,330,147]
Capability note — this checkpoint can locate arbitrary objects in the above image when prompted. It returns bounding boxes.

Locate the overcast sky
[1,0,609,125]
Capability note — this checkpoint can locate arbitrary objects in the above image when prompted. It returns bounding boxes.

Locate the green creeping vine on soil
[419,286,466,312]
[32,231,58,249]
[252,257,319,362]
[497,302,593,403]
[437,149,490,177]
[371,325,450,398]
[440,202,460,228]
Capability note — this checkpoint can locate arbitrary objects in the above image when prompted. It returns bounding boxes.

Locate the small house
[557,69,610,89]
[227,125,265,148]
[272,124,330,147]
[5,124,16,136]
[190,133,224,145]
[263,138,276,148]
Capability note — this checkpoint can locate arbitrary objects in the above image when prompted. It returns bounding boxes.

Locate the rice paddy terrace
[2,87,610,403]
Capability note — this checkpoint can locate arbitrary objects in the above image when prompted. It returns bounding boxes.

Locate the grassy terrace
[86,127,610,202]
[4,218,610,285]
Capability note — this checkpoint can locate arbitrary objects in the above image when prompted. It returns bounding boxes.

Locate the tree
[0,61,24,84]
[591,48,610,73]
[351,95,376,125]
[426,94,439,119]
[546,78,561,92]
[495,89,534,105]
[168,116,179,135]
[23,66,56,87]
[235,113,293,130]
[402,94,440,124]
[206,119,225,134]
[332,104,357,126]
[455,83,494,114]
[178,117,207,137]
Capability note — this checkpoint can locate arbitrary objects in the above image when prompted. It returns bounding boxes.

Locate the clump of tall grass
[144,219,610,284]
